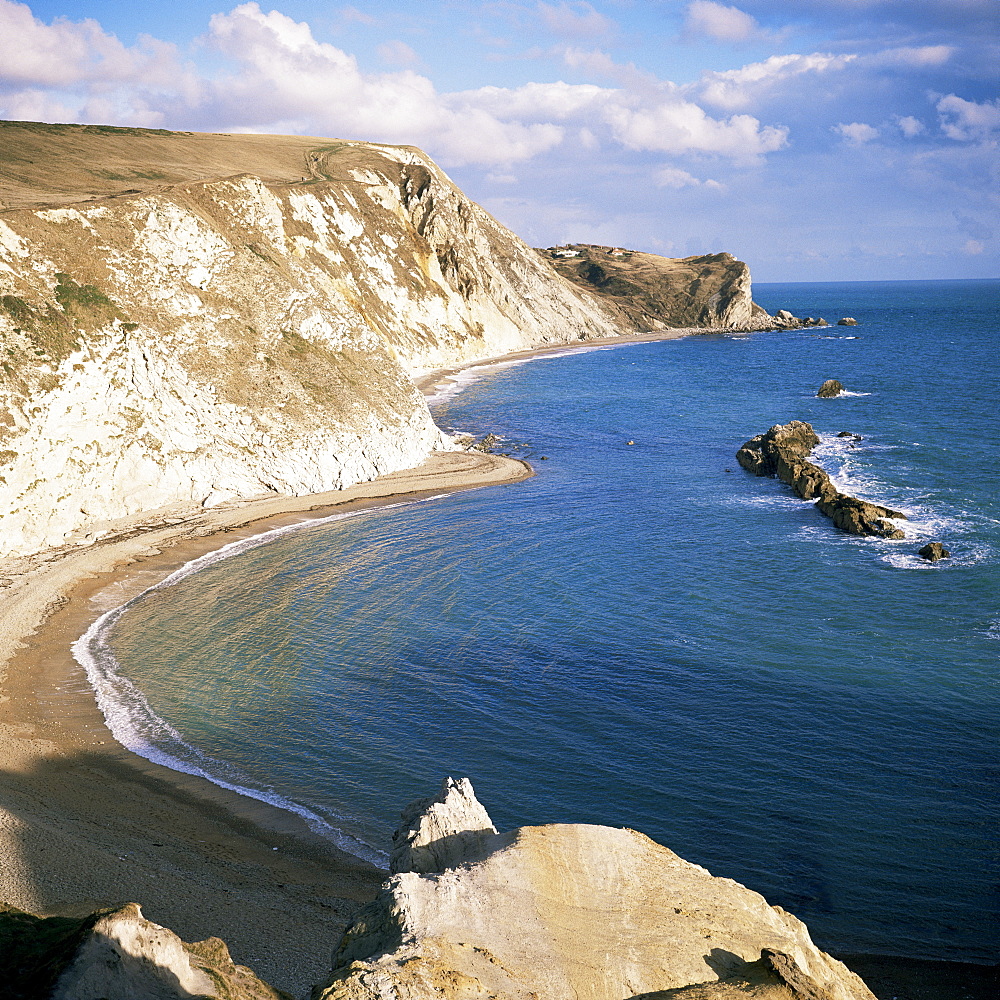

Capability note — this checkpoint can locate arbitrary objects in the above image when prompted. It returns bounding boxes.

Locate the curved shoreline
[0,449,531,993]
[0,327,763,994]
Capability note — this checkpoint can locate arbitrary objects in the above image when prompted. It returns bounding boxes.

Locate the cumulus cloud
[833,121,879,143]
[656,166,724,190]
[897,115,925,137]
[936,93,1000,141]
[685,1,759,43]
[0,0,790,170]
[0,0,183,88]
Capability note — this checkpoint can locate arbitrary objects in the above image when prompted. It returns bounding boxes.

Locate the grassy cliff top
[0,120,413,211]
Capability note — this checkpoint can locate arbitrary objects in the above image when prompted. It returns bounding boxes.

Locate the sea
[75,278,999,963]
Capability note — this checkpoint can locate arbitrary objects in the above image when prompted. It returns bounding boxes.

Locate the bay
[92,278,999,960]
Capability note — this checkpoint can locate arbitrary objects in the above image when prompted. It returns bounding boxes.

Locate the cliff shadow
[0,747,383,996]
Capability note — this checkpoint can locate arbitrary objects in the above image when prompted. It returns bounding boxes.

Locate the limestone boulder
[837,318,858,326]
[314,779,875,1000]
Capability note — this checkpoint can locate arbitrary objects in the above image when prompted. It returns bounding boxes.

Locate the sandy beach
[0,327,692,995]
[0,447,531,996]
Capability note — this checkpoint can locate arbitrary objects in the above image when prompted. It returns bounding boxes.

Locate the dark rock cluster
[771,309,827,329]
[736,421,907,538]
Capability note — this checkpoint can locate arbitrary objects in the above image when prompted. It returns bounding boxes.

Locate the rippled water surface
[88,279,999,960]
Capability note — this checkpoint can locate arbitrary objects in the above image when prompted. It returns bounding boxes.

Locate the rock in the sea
[736,420,820,477]
[737,421,906,539]
[918,542,951,561]
[817,379,845,398]
[315,778,875,1000]
[837,318,858,326]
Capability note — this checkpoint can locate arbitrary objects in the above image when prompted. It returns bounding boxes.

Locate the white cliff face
[0,137,621,558]
[318,779,876,1000]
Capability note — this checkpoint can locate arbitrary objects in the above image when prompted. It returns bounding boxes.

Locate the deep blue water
[81,279,999,961]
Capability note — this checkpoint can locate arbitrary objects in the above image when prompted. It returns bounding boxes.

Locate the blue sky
[2,1,997,281]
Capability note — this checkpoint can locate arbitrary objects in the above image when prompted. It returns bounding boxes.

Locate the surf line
[71,493,453,868]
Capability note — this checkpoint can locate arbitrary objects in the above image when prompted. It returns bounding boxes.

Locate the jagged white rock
[389,775,499,875]
[317,780,876,1000]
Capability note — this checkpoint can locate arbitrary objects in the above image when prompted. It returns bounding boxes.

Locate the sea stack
[818,378,845,397]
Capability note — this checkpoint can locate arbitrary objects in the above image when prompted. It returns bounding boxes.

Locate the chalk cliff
[0,123,622,559]
[314,778,875,1000]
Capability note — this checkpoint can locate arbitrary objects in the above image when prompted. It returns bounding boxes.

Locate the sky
[1,1,997,281]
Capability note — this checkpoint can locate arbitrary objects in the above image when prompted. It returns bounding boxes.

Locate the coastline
[3,323,994,999]
[0,449,531,994]
[0,328,692,993]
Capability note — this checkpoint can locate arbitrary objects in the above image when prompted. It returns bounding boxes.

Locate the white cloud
[0,0,789,169]
[897,115,925,137]
[377,40,419,67]
[655,166,724,190]
[695,52,855,111]
[833,121,879,143]
[0,0,185,89]
[537,1,615,39]
[867,45,954,68]
[936,93,1000,141]
[685,1,759,43]
[608,101,787,160]
[963,239,984,255]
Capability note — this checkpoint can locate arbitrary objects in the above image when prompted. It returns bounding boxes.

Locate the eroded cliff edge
[0,123,624,558]
[315,778,876,1000]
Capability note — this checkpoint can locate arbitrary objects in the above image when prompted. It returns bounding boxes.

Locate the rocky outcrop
[918,542,950,561]
[837,318,858,326]
[770,310,827,330]
[313,778,875,1000]
[389,775,498,875]
[736,422,906,539]
[540,245,818,332]
[0,122,623,559]
[0,902,288,1000]
[817,379,844,398]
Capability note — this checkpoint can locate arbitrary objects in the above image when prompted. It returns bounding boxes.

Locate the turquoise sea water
[78,279,999,961]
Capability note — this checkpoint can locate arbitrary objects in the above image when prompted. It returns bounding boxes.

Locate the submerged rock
[736,421,906,539]
[817,379,845,398]
[315,778,875,1000]
[918,542,951,561]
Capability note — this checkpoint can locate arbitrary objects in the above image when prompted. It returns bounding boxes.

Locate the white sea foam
[71,496,446,868]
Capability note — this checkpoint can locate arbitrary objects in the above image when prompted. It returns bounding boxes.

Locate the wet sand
[0,450,531,996]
